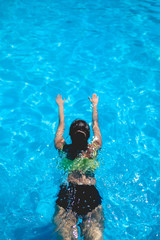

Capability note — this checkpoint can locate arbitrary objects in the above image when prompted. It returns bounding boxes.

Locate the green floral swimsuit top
[59,143,100,175]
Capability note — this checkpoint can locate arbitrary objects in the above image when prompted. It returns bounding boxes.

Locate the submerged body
[54,94,104,240]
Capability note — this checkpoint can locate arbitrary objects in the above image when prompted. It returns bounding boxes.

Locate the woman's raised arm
[89,93,102,150]
[54,95,65,150]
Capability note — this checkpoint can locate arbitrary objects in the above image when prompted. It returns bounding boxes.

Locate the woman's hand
[89,93,99,106]
[56,94,65,106]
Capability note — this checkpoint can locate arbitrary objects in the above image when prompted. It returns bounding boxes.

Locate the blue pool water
[0,0,160,239]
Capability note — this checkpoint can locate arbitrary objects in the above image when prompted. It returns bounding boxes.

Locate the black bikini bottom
[56,183,102,216]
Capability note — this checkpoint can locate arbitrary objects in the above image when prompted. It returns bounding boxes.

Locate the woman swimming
[53,93,104,240]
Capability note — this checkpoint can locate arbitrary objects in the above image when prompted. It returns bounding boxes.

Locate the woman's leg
[53,204,79,240]
[81,205,105,240]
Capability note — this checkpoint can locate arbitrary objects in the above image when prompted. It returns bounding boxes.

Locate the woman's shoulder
[88,142,99,151]
[84,143,98,158]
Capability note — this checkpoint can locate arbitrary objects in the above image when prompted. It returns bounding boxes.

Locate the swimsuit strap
[61,144,64,151]
[92,142,98,149]
[92,142,98,157]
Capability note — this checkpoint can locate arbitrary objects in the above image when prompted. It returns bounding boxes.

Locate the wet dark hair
[69,120,90,150]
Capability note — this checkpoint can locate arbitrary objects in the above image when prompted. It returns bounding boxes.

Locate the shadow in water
[30,224,57,240]
[15,223,57,240]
